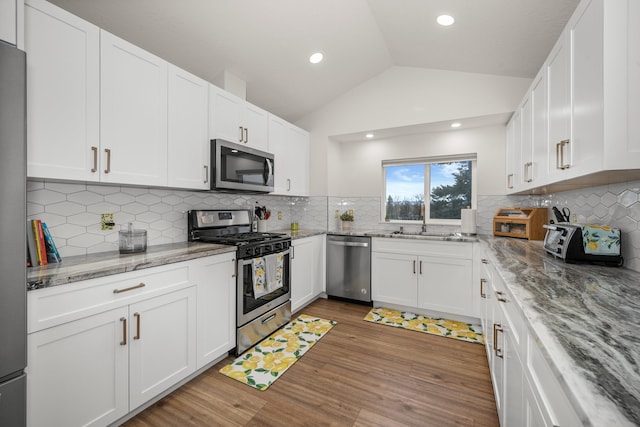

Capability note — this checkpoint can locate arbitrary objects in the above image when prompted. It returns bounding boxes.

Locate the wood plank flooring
[122,298,499,427]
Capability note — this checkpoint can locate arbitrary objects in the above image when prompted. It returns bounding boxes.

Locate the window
[382,155,476,223]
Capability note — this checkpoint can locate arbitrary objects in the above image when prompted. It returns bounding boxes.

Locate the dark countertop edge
[478,237,636,427]
[27,242,236,290]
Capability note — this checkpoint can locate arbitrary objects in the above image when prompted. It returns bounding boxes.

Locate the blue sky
[386,163,461,201]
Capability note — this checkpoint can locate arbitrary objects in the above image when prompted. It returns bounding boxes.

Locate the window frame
[381,154,477,225]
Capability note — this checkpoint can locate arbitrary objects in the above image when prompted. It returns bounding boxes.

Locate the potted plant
[340,210,354,231]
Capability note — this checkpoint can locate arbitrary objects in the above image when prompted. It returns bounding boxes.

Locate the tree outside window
[383,158,474,222]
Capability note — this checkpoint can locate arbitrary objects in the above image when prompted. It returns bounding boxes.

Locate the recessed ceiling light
[437,15,455,26]
[309,52,324,64]
[365,133,374,139]
[451,122,461,128]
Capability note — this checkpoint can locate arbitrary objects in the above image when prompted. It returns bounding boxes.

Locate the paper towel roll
[461,208,477,235]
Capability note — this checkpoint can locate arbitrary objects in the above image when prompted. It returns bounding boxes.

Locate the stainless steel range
[188,209,292,355]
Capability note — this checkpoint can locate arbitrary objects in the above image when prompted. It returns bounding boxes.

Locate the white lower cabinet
[371,238,473,317]
[26,254,233,427]
[192,253,236,368]
[478,246,581,427]
[27,307,129,427]
[291,235,325,312]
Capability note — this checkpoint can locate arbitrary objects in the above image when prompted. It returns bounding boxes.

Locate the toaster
[542,224,623,266]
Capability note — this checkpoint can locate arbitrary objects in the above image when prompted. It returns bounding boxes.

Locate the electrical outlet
[101,213,115,230]
[335,209,339,218]
[277,211,282,220]
[348,209,354,218]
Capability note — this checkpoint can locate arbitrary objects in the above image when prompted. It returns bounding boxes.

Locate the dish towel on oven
[252,252,284,298]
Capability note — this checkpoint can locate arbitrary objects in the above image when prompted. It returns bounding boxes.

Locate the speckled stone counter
[27,242,236,289]
[326,229,478,243]
[482,237,639,426]
[276,229,326,240]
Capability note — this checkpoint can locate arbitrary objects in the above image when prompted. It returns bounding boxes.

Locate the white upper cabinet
[0,0,17,44]
[268,114,310,196]
[25,0,100,181]
[209,84,269,151]
[100,30,168,186]
[167,64,209,189]
[508,0,640,193]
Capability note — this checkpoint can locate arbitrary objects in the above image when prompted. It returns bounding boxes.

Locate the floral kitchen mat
[364,307,484,345]
[220,314,336,391]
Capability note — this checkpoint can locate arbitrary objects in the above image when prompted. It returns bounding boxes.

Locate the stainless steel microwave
[211,139,274,193]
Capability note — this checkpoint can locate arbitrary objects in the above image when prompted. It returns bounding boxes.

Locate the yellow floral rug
[220,314,336,391]
[364,307,484,345]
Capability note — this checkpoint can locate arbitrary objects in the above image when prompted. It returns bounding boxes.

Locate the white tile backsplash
[27,178,640,273]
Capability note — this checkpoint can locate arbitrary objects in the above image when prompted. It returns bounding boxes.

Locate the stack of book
[27,219,61,267]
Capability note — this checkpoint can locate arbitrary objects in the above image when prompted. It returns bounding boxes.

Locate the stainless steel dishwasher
[326,234,371,303]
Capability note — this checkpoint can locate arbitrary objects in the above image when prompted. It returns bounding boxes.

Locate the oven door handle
[238,248,290,266]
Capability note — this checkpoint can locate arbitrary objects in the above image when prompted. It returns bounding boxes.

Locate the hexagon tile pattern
[26,179,640,273]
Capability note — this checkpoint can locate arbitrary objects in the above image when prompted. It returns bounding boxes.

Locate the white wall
[335,125,507,197]
[295,65,532,196]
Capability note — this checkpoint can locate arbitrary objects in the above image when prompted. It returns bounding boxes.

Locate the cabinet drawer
[491,273,524,352]
[28,263,190,333]
[525,334,582,427]
[372,238,473,259]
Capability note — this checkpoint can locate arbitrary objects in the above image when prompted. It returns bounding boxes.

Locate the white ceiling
[48,0,580,124]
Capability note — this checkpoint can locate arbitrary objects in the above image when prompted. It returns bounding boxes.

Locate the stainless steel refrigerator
[0,40,27,426]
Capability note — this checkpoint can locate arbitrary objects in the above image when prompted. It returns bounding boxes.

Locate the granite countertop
[27,242,236,290]
[482,237,639,427]
[328,229,478,243]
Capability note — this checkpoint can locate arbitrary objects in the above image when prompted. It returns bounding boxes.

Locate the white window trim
[381,155,477,225]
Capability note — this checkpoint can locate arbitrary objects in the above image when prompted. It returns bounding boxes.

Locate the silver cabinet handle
[113,282,146,294]
[238,126,244,143]
[419,260,423,275]
[413,260,416,274]
[204,165,209,184]
[524,162,533,182]
[480,278,487,298]
[507,173,514,189]
[104,148,111,174]
[287,178,291,191]
[481,258,488,264]
[556,139,570,170]
[244,127,249,143]
[495,290,507,303]
[134,312,141,340]
[91,146,98,172]
[232,258,237,278]
[494,323,503,358]
[120,317,127,346]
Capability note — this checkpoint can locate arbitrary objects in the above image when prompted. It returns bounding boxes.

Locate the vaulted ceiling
[49,0,581,123]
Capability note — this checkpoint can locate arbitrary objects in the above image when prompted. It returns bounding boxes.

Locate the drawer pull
[494,323,503,358]
[91,146,98,172]
[495,291,507,303]
[480,278,487,298]
[134,312,141,340]
[113,282,146,294]
[419,260,423,275]
[120,317,127,346]
[412,260,416,274]
[104,148,111,174]
[481,258,488,264]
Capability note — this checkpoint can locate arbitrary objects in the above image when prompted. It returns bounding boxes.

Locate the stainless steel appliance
[326,234,372,303]
[0,41,27,426]
[188,209,291,354]
[211,139,274,193]
[543,223,623,266]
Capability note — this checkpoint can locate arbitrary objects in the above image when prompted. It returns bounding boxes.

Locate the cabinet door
[129,287,196,410]
[488,291,504,425]
[167,64,209,189]
[417,256,472,317]
[371,252,417,307]
[0,0,16,44]
[503,318,524,427]
[193,254,236,369]
[520,95,533,187]
[505,118,516,192]
[27,307,129,427]
[288,125,310,196]
[100,30,168,186]
[267,114,290,194]
[547,31,571,181]
[531,71,548,185]
[569,0,603,175]
[291,237,316,312]
[25,0,100,181]
[524,376,556,427]
[506,110,521,192]
[209,84,244,144]
[243,102,269,151]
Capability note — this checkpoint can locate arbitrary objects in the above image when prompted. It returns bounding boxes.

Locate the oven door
[237,248,291,326]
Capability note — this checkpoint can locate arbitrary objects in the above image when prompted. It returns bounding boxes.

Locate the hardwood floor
[122,299,499,427]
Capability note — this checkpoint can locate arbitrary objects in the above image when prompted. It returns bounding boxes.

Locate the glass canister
[119,223,147,254]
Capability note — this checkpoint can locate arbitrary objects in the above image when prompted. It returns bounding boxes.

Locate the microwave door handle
[264,159,272,184]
